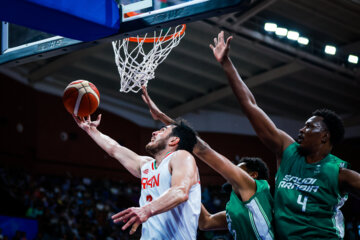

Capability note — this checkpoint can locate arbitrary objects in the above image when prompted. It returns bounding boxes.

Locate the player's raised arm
[111,150,199,234]
[198,204,227,231]
[194,137,256,201]
[141,85,175,125]
[211,31,294,163]
[73,114,148,178]
[142,86,256,200]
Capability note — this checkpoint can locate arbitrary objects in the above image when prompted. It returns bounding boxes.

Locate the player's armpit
[111,146,151,178]
[339,168,360,196]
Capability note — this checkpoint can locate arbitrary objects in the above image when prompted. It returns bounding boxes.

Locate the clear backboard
[0,0,252,66]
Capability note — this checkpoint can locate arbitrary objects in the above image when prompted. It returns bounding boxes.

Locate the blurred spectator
[1,166,359,240]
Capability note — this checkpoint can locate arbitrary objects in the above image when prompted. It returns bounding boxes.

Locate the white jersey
[139,151,201,240]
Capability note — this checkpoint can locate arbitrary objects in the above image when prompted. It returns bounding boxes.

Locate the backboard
[0,22,81,66]
[0,0,252,67]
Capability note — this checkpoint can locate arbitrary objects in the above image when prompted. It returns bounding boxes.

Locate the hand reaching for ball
[63,80,100,117]
[73,114,102,133]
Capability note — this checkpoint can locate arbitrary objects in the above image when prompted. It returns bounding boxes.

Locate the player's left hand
[141,85,175,125]
[73,114,102,133]
[112,206,151,235]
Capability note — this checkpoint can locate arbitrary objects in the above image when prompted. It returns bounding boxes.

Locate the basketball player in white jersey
[73,115,201,239]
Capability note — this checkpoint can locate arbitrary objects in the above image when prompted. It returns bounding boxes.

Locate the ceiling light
[287,31,299,40]
[297,37,309,45]
[264,23,277,32]
[275,27,288,37]
[324,45,336,55]
[348,55,358,64]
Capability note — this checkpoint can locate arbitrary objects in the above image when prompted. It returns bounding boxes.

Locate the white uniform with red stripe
[139,151,201,240]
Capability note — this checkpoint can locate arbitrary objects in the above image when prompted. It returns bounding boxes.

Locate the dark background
[0,73,359,239]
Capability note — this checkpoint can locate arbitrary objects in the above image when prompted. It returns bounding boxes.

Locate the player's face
[145,125,174,155]
[297,116,328,154]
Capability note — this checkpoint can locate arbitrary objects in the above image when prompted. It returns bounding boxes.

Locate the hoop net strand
[112,24,186,93]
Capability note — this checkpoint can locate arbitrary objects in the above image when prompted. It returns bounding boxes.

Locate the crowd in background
[1,166,360,240]
[0,167,359,240]
[0,167,232,240]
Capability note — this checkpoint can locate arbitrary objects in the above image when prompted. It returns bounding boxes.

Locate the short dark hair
[238,157,269,180]
[312,109,344,146]
[170,119,197,152]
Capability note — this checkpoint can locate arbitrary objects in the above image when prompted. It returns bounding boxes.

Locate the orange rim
[124,11,141,18]
[123,11,186,43]
[128,24,186,43]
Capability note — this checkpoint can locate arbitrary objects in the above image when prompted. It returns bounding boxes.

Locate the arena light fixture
[348,54,358,64]
[297,37,309,45]
[324,45,336,55]
[287,31,299,41]
[264,23,277,32]
[275,27,288,37]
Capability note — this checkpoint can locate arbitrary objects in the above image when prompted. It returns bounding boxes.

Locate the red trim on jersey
[152,152,173,171]
[163,151,173,159]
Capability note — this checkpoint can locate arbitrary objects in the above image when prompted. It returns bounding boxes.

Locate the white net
[112,24,186,93]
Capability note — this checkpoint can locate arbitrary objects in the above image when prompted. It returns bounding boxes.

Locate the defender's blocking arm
[142,86,256,201]
[198,204,227,231]
[211,31,293,165]
[194,137,256,201]
[73,114,149,178]
[142,87,175,125]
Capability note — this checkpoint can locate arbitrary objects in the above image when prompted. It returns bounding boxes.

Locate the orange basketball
[63,80,100,117]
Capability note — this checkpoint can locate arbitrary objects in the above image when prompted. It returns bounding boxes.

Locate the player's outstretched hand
[210,31,233,64]
[141,86,175,125]
[73,114,102,132]
[112,206,151,235]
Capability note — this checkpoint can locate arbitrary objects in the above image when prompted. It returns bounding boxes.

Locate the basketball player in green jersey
[198,157,273,240]
[211,31,360,239]
[141,86,275,240]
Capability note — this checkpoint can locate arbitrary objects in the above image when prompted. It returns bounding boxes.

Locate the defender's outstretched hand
[141,86,175,125]
[112,206,151,235]
[210,31,233,64]
[73,114,102,132]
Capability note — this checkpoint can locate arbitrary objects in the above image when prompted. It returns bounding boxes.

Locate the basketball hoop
[112,24,186,93]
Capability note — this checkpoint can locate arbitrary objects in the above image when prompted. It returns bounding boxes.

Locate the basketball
[63,80,100,117]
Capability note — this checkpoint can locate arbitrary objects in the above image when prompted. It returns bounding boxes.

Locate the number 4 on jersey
[297,194,308,212]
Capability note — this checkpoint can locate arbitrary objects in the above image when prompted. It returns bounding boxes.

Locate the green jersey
[275,142,349,239]
[226,179,274,240]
